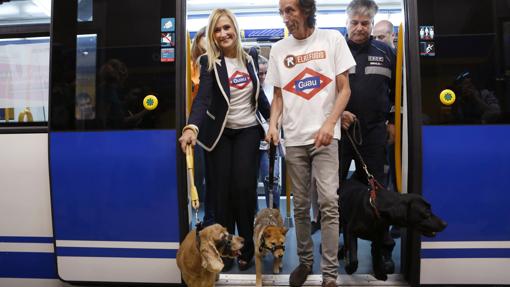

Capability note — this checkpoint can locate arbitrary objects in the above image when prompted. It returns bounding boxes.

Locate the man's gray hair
[346,0,379,20]
[258,55,268,66]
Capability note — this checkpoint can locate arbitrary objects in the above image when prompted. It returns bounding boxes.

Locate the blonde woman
[190,26,206,101]
[179,8,270,271]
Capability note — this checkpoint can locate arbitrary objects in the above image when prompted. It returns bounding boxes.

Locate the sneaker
[311,221,321,235]
[289,263,312,287]
[322,280,337,287]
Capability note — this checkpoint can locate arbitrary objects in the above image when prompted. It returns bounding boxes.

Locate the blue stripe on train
[56,247,177,258]
[422,125,510,242]
[0,236,53,243]
[0,252,57,279]
[49,130,180,243]
[422,248,510,258]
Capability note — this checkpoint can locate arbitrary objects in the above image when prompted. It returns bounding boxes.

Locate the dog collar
[195,222,204,251]
[368,177,383,218]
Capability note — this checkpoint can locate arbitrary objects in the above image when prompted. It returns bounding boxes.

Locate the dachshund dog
[340,178,447,281]
[177,224,244,287]
[254,208,287,287]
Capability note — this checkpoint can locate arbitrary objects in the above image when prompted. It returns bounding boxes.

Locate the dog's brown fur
[176,224,244,287]
[254,208,287,287]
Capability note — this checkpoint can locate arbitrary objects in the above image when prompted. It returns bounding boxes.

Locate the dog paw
[373,271,388,281]
[345,260,358,274]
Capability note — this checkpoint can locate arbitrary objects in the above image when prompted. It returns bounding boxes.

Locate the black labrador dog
[340,178,447,281]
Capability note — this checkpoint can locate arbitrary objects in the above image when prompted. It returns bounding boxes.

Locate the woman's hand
[179,129,197,153]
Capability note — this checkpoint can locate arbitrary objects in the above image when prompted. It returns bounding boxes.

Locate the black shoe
[383,254,395,274]
[311,221,321,235]
[289,263,312,287]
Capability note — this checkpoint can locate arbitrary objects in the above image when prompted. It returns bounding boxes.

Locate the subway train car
[0,0,509,286]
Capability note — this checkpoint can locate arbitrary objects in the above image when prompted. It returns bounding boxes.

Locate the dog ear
[263,228,271,239]
[200,238,224,273]
[199,227,224,273]
[281,227,288,235]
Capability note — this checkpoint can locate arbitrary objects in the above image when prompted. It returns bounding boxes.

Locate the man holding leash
[265,0,355,286]
[340,0,397,273]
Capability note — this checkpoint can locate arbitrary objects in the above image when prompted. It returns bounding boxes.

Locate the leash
[186,144,200,224]
[186,144,204,250]
[268,141,276,209]
[344,119,382,218]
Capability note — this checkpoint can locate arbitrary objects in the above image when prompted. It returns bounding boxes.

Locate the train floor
[191,196,402,278]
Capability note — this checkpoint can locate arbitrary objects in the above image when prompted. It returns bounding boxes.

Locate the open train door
[405,0,510,285]
[48,0,187,284]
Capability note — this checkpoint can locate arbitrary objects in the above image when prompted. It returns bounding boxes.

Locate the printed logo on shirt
[283,50,326,68]
[283,67,332,100]
[229,71,252,90]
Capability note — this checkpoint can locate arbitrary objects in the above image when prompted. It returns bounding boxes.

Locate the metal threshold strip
[217,274,408,286]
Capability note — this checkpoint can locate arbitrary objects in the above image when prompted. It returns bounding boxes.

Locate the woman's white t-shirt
[225,57,258,129]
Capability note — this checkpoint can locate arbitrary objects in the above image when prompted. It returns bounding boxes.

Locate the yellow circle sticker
[143,95,158,110]
[440,89,456,106]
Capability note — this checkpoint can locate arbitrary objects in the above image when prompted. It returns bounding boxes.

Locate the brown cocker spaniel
[177,224,244,287]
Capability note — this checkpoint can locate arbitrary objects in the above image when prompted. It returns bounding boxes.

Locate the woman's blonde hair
[191,26,207,66]
[205,8,247,71]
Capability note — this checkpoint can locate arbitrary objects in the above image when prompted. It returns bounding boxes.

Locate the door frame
[402,0,423,286]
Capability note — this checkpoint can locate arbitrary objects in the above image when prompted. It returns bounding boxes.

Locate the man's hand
[265,125,280,145]
[314,121,335,148]
[341,111,356,130]
[179,129,197,153]
[387,123,395,144]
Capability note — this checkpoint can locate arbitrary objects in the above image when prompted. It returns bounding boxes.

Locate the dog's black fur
[340,178,447,281]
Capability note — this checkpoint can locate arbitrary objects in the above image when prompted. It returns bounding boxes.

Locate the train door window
[419,0,510,125]
[51,0,177,131]
[0,37,49,126]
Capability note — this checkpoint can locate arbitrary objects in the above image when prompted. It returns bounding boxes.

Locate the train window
[50,0,177,131]
[0,0,51,25]
[0,37,49,125]
[418,0,510,125]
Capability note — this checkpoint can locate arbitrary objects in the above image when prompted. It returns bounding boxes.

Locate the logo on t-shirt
[283,67,332,100]
[283,51,326,68]
[229,71,251,89]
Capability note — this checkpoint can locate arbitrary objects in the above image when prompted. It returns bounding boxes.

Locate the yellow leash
[395,23,404,193]
[186,145,200,222]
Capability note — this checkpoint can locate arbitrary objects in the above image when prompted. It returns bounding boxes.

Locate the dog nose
[278,254,283,258]
[240,238,245,244]
[440,220,448,229]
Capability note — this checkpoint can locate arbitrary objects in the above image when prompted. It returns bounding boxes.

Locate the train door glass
[49,0,185,284]
[417,0,510,284]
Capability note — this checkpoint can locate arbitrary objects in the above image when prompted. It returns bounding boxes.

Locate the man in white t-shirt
[265,0,356,286]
